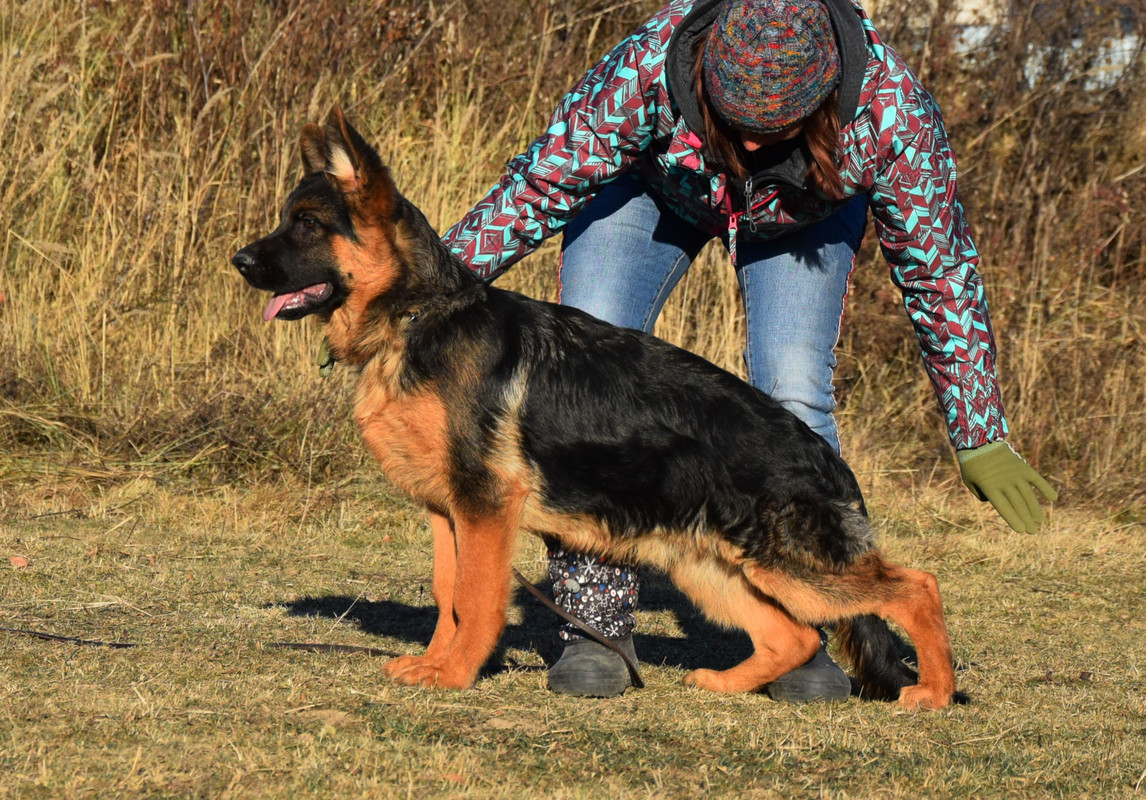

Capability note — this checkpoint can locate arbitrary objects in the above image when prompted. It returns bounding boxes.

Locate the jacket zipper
[727,176,778,267]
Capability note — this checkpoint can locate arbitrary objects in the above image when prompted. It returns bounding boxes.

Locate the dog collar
[316,337,336,377]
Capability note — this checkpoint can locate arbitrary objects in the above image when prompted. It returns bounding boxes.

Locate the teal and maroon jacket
[441,0,1008,450]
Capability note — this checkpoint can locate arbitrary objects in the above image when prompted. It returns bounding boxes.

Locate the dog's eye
[297,214,320,230]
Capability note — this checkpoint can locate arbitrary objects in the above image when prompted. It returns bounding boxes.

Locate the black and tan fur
[232,108,962,709]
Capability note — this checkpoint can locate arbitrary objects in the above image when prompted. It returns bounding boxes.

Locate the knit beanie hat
[703,0,841,133]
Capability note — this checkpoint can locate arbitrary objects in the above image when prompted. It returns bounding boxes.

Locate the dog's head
[231,107,405,324]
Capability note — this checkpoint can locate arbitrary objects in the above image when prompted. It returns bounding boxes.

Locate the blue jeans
[549,174,867,641]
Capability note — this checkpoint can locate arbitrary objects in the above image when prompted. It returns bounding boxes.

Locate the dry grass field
[2,0,1145,797]
[2,477,1144,798]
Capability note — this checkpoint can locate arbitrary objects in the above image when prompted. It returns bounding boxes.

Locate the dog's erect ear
[319,106,397,218]
[299,124,328,176]
[295,107,398,218]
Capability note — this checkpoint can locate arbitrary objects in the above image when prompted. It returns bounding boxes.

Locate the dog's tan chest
[355,383,453,508]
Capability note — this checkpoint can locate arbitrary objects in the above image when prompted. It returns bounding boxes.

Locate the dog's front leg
[384,511,458,679]
[385,502,520,689]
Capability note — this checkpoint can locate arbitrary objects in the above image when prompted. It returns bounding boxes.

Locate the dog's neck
[324,301,408,370]
[323,270,485,372]
[323,199,483,369]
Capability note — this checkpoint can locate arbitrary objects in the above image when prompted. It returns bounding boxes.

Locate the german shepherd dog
[233,109,962,709]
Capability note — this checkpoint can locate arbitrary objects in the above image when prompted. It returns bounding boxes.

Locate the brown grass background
[1,4,1144,797]
[1,0,1144,513]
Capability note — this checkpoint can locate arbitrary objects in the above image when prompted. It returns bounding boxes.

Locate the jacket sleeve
[868,88,1009,450]
[440,29,661,279]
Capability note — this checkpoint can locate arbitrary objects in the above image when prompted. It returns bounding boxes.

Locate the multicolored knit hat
[703,0,840,133]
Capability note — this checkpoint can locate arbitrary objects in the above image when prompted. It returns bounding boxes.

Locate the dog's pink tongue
[263,293,296,322]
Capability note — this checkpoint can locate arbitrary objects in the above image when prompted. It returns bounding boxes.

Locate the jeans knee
[750,351,840,451]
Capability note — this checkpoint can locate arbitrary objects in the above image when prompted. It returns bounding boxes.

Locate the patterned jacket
[441,0,1007,450]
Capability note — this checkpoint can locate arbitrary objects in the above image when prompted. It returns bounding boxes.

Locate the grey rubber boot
[764,642,852,702]
[547,634,637,698]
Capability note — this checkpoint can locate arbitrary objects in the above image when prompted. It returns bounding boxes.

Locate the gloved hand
[316,336,336,377]
[957,441,1058,533]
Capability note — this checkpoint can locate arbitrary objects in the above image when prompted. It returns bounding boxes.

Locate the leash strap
[266,642,401,658]
[512,568,644,689]
[0,626,137,648]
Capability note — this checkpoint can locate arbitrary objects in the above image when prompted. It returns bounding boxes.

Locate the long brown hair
[691,31,843,199]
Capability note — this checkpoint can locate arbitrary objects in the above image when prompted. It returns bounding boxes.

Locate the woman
[441,0,1056,699]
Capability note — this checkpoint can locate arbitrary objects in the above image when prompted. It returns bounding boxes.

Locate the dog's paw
[385,655,475,689]
[897,683,953,710]
[683,668,752,693]
[684,668,719,691]
[383,654,423,679]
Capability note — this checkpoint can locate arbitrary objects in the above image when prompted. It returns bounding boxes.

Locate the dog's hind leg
[744,555,957,709]
[384,511,458,679]
[386,500,523,689]
[868,564,956,710]
[671,555,821,693]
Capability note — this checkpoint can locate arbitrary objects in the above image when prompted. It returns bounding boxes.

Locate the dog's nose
[232,249,255,274]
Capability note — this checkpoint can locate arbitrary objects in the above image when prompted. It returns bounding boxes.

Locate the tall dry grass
[1,0,1144,510]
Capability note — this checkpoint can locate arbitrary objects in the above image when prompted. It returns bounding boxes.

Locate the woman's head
[704,0,840,133]
[692,0,844,197]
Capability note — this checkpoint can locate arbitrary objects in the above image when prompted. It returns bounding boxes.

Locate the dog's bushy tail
[835,614,919,701]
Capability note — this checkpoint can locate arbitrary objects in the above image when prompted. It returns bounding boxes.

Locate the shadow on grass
[273,571,753,677]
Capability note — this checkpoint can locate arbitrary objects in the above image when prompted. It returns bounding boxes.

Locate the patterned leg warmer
[547,544,640,642]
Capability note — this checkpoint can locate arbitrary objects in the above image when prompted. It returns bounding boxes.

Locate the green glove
[316,336,336,377]
[957,441,1058,533]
